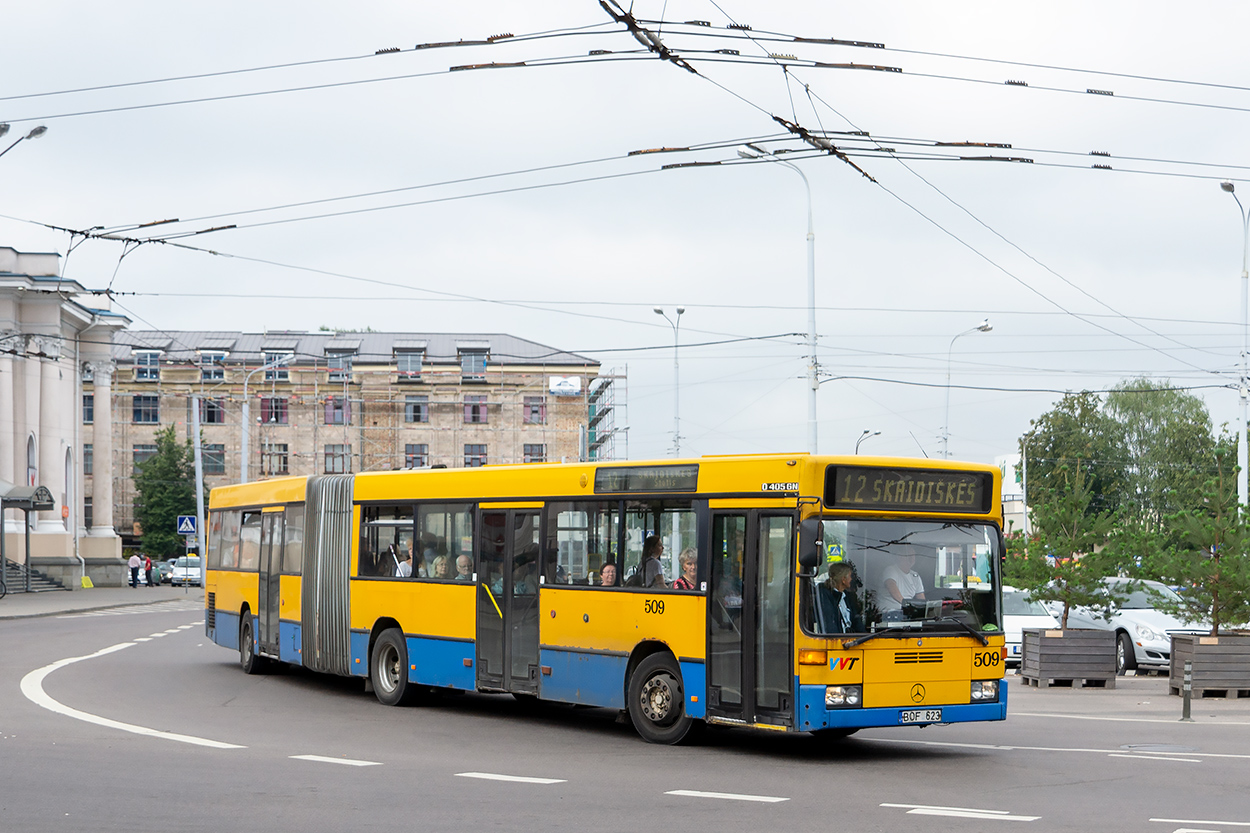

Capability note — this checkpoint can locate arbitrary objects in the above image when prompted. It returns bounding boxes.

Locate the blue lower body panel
[410,637,475,690]
[539,649,627,708]
[796,683,1008,731]
[680,661,706,719]
[279,620,303,665]
[213,609,241,651]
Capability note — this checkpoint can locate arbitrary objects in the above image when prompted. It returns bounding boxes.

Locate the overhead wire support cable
[599,0,698,73]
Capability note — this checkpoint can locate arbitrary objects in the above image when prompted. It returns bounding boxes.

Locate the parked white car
[1002,586,1060,667]
[1059,578,1206,674]
[169,556,203,587]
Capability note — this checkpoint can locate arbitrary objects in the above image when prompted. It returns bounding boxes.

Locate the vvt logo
[829,657,859,671]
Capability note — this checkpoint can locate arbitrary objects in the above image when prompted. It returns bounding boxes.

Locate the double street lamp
[1221,181,1250,508]
[855,429,881,454]
[654,307,685,456]
[0,124,48,161]
[942,319,993,459]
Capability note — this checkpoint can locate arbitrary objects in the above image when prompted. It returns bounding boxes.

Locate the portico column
[38,346,65,532]
[89,360,116,536]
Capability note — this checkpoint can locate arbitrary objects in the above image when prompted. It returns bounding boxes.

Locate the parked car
[1002,586,1060,667]
[169,556,203,587]
[1060,578,1206,674]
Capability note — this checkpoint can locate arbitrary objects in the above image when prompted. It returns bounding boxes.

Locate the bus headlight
[825,685,862,708]
[970,680,999,701]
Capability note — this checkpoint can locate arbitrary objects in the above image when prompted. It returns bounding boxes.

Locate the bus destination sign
[825,466,992,514]
[595,464,699,494]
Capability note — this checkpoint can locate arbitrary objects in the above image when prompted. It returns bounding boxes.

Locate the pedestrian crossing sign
[177,515,197,535]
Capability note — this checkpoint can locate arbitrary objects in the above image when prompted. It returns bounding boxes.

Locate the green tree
[133,425,198,558]
[1021,391,1126,518]
[1007,462,1125,628]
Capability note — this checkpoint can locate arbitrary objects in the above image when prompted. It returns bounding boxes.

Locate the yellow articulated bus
[204,454,1007,744]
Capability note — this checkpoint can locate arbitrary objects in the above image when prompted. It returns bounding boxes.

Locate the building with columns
[0,247,128,588]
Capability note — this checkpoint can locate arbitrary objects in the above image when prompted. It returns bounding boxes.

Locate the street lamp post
[240,354,293,483]
[737,144,818,454]
[942,319,993,459]
[654,307,685,456]
[855,429,881,454]
[1221,181,1250,509]
[0,124,48,161]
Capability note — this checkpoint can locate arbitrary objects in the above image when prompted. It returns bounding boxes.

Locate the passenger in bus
[635,535,667,588]
[513,547,539,595]
[395,547,413,578]
[672,548,698,590]
[431,554,452,579]
[815,562,864,634]
[599,562,617,587]
[880,545,926,619]
[455,555,473,581]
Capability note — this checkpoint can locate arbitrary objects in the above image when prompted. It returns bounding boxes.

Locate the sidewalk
[1009,667,1250,723]
[0,584,204,620]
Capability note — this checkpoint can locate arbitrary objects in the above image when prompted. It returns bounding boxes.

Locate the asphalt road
[3,598,1248,832]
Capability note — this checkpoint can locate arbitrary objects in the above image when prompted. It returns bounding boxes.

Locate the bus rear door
[258,509,285,657]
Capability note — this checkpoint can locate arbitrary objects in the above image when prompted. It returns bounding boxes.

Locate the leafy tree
[1007,462,1125,628]
[1149,450,1250,635]
[1021,391,1126,518]
[133,425,198,558]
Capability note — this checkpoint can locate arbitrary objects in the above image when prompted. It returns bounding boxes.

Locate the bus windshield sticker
[825,466,992,513]
[594,464,699,493]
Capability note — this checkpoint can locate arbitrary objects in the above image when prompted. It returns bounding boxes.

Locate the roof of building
[110,330,598,367]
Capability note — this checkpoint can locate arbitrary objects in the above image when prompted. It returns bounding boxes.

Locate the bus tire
[371,628,415,706]
[239,616,269,675]
[628,653,692,744]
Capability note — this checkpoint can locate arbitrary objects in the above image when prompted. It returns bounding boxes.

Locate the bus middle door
[258,509,285,657]
[475,509,542,694]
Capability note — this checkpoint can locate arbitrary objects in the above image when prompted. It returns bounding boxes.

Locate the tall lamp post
[855,429,881,454]
[942,319,993,459]
[240,354,293,483]
[737,144,818,454]
[1221,181,1250,509]
[0,124,48,161]
[654,307,685,456]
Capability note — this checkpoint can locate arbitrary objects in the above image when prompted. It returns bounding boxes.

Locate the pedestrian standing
[143,554,155,588]
[127,552,141,588]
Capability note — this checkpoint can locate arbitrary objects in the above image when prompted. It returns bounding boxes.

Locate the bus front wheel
[371,628,415,706]
[239,617,269,675]
[628,654,693,744]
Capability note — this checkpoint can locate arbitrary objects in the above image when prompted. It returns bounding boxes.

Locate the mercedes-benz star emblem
[910,684,926,703]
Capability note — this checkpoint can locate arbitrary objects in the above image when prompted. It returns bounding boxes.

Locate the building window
[133,395,159,424]
[84,444,93,476]
[327,352,353,382]
[260,397,288,424]
[134,350,160,381]
[523,396,546,425]
[405,395,429,424]
[203,443,226,475]
[262,443,289,476]
[84,497,92,529]
[325,396,350,425]
[523,443,546,464]
[83,394,94,424]
[404,443,429,469]
[325,444,351,474]
[264,352,292,382]
[200,398,226,424]
[397,351,423,378]
[460,350,487,381]
[464,444,487,467]
[133,443,158,472]
[199,351,226,382]
[464,395,488,424]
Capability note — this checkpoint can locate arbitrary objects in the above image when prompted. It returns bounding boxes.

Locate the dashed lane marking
[20,642,245,749]
[455,772,566,785]
[1152,820,1250,828]
[290,755,381,767]
[57,599,204,619]
[666,790,788,803]
[1108,753,1201,763]
[882,803,1039,822]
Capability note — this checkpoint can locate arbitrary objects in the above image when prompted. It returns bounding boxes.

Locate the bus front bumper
[796,683,1008,732]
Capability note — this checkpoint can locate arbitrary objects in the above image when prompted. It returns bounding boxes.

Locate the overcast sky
[4,2,1250,467]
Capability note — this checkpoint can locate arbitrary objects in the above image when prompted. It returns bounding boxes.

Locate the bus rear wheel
[371,628,415,706]
[628,654,693,744]
[239,617,269,675]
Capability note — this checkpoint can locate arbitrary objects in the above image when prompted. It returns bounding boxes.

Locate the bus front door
[258,511,285,656]
[707,511,794,726]
[475,510,542,694]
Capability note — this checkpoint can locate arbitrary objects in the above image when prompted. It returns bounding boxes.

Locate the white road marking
[162,629,181,634]
[148,633,166,638]
[455,772,566,785]
[1169,828,1220,833]
[19,642,245,750]
[57,600,203,619]
[667,790,788,803]
[868,737,1250,761]
[1152,820,1250,828]
[882,803,1038,822]
[133,637,152,642]
[1108,753,1201,763]
[1012,711,1250,727]
[290,755,381,767]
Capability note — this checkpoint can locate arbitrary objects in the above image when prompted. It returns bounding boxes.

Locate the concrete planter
[1169,633,1250,699]
[1020,628,1117,689]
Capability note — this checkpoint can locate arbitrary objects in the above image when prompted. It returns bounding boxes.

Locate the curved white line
[20,641,245,750]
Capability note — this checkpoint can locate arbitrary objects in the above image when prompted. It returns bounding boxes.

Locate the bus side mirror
[798,518,821,576]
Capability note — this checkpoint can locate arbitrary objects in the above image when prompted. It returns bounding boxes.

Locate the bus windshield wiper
[928,616,989,646]
[844,626,913,648]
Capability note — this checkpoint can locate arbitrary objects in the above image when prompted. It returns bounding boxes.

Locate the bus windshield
[806,519,1001,636]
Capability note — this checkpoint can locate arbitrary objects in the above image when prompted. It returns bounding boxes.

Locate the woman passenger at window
[431,554,452,579]
[672,548,698,590]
